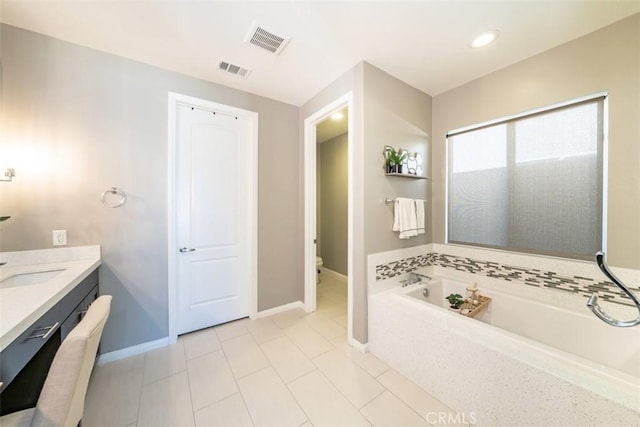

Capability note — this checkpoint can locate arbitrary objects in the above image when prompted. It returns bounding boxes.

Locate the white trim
[348,337,368,353]
[304,92,355,345]
[601,95,609,254]
[167,92,259,343]
[256,301,305,319]
[97,337,169,365]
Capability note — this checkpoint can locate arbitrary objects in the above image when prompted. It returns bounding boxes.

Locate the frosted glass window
[447,96,605,260]
[452,124,507,173]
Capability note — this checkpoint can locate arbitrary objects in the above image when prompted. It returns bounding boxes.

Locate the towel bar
[385,197,427,204]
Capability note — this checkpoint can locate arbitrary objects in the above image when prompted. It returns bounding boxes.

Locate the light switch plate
[52,230,67,246]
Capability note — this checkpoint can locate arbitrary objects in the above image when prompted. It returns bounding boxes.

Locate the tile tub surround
[0,245,101,351]
[373,244,640,307]
[368,287,640,426]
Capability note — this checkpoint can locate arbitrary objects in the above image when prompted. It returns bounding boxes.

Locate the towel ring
[101,187,126,208]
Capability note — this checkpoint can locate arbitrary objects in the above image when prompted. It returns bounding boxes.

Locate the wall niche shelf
[385,173,430,180]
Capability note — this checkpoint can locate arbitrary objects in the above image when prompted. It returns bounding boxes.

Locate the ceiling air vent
[218,60,251,78]
[245,22,290,55]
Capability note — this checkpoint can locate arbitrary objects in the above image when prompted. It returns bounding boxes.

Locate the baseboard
[320,267,348,281]
[256,300,305,318]
[97,337,169,365]
[349,337,368,353]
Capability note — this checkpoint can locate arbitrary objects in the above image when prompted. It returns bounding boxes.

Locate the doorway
[315,107,349,320]
[304,92,354,344]
[168,92,258,341]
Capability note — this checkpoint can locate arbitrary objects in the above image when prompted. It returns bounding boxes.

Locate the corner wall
[432,13,640,269]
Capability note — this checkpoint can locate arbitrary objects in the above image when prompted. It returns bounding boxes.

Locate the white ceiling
[1,1,639,106]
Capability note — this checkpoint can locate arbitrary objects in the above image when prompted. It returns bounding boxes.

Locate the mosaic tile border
[375,252,638,307]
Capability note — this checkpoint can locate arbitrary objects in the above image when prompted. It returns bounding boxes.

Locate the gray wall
[318,132,348,275]
[0,24,300,352]
[432,13,640,269]
[362,63,432,255]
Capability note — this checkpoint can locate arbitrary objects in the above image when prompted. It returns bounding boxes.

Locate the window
[446,95,605,260]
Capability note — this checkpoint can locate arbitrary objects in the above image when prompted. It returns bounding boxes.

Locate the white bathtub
[369,276,640,426]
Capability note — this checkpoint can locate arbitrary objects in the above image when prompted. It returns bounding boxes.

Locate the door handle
[179,247,196,253]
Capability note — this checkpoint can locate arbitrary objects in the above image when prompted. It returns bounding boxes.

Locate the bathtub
[368,276,640,426]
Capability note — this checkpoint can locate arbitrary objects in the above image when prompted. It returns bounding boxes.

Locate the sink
[0,269,66,289]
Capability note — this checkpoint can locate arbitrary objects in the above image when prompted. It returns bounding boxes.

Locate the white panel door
[176,105,251,335]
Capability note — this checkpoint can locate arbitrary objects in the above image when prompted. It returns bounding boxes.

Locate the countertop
[0,246,101,352]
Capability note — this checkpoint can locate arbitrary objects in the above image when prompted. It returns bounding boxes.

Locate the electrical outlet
[52,230,67,246]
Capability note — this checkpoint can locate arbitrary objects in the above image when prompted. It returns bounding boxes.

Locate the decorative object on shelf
[383,146,426,177]
[101,187,127,208]
[383,145,406,174]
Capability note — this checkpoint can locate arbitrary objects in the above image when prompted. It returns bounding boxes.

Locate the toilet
[316,256,323,283]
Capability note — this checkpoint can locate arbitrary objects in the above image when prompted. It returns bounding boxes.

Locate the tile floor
[84,270,463,426]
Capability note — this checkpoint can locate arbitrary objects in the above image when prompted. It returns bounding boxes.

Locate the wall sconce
[0,168,16,182]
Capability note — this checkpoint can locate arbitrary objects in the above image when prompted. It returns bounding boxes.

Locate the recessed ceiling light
[470,29,500,48]
[330,112,344,120]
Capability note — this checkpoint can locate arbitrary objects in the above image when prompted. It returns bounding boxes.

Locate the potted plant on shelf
[384,146,407,174]
[446,293,465,312]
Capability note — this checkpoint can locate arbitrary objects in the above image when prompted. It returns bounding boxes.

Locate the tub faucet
[410,272,432,283]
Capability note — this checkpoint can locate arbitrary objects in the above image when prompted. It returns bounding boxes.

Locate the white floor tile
[222,333,270,379]
[360,391,429,427]
[194,393,253,427]
[331,338,390,378]
[84,361,143,426]
[138,371,195,427]
[182,327,222,360]
[377,369,455,419]
[215,318,250,341]
[283,323,334,359]
[237,367,307,427]
[260,336,316,383]
[95,353,145,376]
[187,350,239,410]
[333,313,348,327]
[288,370,370,427]
[312,349,384,408]
[268,308,308,329]
[246,317,285,344]
[303,312,346,340]
[143,341,186,384]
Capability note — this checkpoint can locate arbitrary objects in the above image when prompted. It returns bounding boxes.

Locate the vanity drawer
[0,268,98,392]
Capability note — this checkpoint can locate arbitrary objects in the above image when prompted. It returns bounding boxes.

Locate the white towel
[393,198,418,239]
[415,199,425,235]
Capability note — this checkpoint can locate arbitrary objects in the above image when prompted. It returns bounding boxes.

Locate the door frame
[303,92,354,344]
[167,92,258,343]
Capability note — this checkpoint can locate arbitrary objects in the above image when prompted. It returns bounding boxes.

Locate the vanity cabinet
[0,268,99,415]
